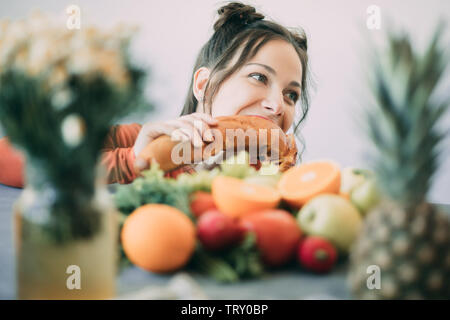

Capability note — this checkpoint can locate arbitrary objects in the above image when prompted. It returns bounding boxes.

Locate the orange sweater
[0,123,195,189]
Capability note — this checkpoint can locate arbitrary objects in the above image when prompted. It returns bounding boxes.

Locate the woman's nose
[261,91,284,115]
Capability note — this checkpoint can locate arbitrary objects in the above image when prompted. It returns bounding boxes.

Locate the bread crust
[134,115,298,175]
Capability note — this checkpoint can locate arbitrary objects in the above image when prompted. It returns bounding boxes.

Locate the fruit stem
[315,249,329,261]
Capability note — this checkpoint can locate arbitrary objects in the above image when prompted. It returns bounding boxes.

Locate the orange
[277,161,341,208]
[212,176,281,218]
[121,204,196,273]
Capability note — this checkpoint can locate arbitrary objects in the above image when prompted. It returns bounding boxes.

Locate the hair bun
[214,2,264,32]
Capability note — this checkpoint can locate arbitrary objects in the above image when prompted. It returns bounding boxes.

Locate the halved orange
[212,176,281,218]
[277,161,341,208]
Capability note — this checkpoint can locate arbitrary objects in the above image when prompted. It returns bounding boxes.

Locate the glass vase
[13,163,118,300]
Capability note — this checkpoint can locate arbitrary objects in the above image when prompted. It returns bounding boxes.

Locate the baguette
[134,115,298,175]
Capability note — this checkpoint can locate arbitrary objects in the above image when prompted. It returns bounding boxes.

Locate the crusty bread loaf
[134,115,298,175]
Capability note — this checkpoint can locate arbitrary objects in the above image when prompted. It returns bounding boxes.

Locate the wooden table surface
[1,183,447,300]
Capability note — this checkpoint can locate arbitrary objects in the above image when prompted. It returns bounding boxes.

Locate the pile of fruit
[115,152,381,282]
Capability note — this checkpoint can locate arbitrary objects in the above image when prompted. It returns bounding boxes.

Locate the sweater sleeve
[99,123,142,184]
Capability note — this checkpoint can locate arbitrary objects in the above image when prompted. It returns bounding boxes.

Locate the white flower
[11,46,28,71]
[0,39,19,69]
[0,20,28,69]
[95,49,129,87]
[0,19,10,41]
[69,32,86,52]
[61,114,86,147]
[0,12,136,90]
[4,19,28,44]
[67,47,96,76]
[26,37,53,75]
[26,11,51,34]
[51,87,73,110]
[47,64,69,88]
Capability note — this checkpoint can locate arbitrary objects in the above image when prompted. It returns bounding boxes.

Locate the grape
[176,167,221,193]
[220,151,257,179]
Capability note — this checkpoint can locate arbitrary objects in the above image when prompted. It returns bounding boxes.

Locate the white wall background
[1,0,449,203]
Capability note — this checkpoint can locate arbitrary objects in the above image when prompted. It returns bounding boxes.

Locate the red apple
[196,209,242,251]
[190,191,217,218]
[297,236,338,273]
[240,209,302,267]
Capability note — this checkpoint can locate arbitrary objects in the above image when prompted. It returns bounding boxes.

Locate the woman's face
[200,39,303,132]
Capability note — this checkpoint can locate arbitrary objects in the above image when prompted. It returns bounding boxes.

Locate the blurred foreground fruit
[197,209,243,251]
[121,204,196,273]
[297,194,362,253]
[190,191,217,218]
[297,236,338,273]
[278,161,341,208]
[212,176,280,218]
[240,209,302,267]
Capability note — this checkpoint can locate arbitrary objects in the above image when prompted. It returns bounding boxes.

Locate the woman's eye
[249,73,267,84]
[286,91,299,103]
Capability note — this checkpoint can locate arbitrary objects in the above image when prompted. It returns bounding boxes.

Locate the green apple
[340,167,374,195]
[340,167,366,195]
[297,194,362,253]
[350,178,380,216]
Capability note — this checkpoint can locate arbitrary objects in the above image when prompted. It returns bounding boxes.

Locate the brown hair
[180,2,311,161]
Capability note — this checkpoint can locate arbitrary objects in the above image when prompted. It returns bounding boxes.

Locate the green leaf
[114,163,193,219]
[189,232,265,283]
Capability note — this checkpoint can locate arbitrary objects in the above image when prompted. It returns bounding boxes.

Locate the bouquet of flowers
[0,12,151,241]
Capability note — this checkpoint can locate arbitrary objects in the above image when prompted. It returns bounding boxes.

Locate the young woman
[0,2,310,188]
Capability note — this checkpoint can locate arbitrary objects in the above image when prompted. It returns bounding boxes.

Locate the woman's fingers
[189,112,219,125]
[188,113,217,142]
[134,157,149,172]
[185,113,218,142]
[166,119,204,148]
[134,122,172,155]
[171,128,190,142]
[171,113,218,147]
[134,113,218,160]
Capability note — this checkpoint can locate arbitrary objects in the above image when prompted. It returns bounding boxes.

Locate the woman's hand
[133,112,218,170]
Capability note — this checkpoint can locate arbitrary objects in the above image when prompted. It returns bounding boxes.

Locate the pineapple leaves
[365,23,450,206]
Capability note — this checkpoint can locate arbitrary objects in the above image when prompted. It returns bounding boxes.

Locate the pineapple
[348,25,450,299]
